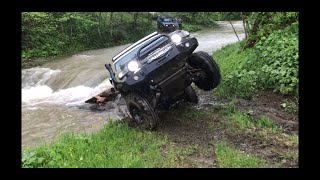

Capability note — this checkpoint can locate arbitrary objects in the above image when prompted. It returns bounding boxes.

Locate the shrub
[255,22,299,95]
[214,22,298,98]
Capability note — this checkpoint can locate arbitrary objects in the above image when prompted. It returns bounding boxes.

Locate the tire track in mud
[79,87,298,167]
[154,89,298,168]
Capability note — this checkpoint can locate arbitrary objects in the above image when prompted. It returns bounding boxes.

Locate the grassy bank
[213,100,298,168]
[213,22,298,99]
[22,98,298,168]
[215,142,267,168]
[22,121,188,168]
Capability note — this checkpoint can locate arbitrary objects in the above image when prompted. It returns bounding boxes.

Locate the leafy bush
[214,43,259,98]
[255,22,299,94]
[112,29,130,43]
[182,24,203,32]
[214,22,298,98]
[244,12,298,48]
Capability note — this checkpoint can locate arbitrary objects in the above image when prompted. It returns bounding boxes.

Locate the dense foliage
[22,12,237,63]
[22,12,156,61]
[165,12,241,32]
[243,12,298,48]
[256,23,299,94]
[214,12,299,98]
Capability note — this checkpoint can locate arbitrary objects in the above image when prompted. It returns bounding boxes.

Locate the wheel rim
[129,103,151,129]
[125,94,158,130]
[131,106,143,123]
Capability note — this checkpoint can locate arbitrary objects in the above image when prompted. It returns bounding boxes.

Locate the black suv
[105,30,221,129]
[157,15,182,33]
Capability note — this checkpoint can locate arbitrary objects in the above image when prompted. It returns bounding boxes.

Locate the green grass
[212,23,298,98]
[227,109,284,134]
[220,99,237,115]
[256,116,283,133]
[213,43,248,76]
[21,105,298,168]
[182,23,204,32]
[213,102,299,167]
[215,142,267,168]
[288,134,299,147]
[182,22,218,33]
[220,101,285,135]
[22,121,184,168]
[229,111,254,130]
[213,42,258,99]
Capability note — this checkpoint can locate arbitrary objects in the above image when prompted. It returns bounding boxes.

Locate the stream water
[22,21,245,149]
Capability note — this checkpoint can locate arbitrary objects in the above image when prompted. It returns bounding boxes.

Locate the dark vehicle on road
[157,15,182,33]
[105,29,221,130]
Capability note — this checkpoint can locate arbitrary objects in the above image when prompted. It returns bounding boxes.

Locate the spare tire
[188,51,221,91]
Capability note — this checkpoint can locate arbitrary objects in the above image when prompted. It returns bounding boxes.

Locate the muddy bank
[154,90,298,168]
[236,91,299,133]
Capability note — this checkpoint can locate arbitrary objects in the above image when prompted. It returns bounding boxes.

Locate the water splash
[22,67,61,88]
[22,85,53,102]
[22,79,112,106]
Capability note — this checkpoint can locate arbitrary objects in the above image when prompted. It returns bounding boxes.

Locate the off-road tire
[184,86,198,103]
[188,51,221,91]
[124,93,159,130]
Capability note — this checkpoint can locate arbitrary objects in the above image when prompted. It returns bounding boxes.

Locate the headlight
[171,34,181,43]
[127,60,139,72]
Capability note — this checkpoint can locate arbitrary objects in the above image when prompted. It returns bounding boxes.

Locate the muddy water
[22,21,245,149]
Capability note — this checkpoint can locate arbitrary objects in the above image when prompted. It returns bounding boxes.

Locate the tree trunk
[243,15,260,49]
[105,12,108,31]
[120,13,123,23]
[148,12,152,25]
[229,20,240,42]
[70,25,73,38]
[97,12,102,39]
[133,12,138,29]
[240,12,247,39]
[110,12,113,38]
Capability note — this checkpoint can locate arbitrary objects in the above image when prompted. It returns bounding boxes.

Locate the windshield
[163,18,173,22]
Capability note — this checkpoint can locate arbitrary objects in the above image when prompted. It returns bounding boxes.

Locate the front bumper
[105,37,198,93]
[119,37,198,93]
